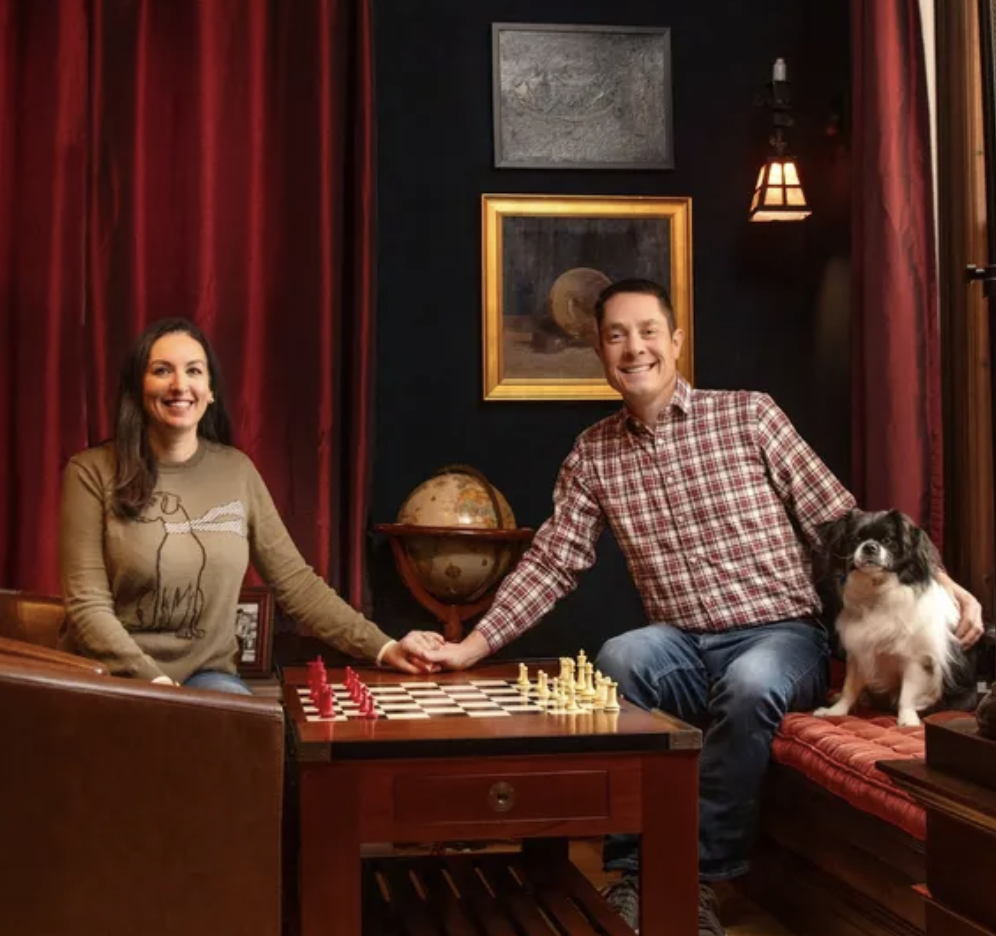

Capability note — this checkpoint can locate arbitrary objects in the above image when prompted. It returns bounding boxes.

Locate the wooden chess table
[283,662,702,935]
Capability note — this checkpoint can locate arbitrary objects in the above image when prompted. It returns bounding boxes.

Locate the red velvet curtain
[851,0,944,547]
[0,0,376,606]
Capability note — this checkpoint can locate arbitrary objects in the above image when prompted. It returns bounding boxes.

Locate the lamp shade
[749,157,811,221]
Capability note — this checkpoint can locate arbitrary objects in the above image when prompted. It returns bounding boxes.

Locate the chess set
[296,652,620,722]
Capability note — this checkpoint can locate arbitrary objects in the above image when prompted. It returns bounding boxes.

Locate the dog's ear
[886,508,906,532]
[816,509,858,580]
[897,519,942,586]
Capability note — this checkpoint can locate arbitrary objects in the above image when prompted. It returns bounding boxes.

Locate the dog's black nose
[859,541,879,555]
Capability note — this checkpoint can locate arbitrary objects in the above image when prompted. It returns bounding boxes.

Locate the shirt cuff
[375,639,397,668]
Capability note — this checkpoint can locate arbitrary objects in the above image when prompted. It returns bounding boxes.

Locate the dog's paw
[813,705,847,718]
[897,710,921,728]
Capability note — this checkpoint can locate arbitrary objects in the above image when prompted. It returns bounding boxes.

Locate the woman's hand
[379,630,445,674]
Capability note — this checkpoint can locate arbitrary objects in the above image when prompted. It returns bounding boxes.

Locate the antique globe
[396,466,517,602]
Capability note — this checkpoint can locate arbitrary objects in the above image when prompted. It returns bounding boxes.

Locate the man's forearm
[460,629,492,667]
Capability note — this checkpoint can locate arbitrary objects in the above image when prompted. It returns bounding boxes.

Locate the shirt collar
[623,376,693,435]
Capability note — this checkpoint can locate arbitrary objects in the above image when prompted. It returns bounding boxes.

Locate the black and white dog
[814,509,969,727]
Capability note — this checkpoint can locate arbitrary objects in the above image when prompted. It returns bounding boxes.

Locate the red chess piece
[359,693,377,719]
[318,685,335,718]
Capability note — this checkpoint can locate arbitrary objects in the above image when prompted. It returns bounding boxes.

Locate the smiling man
[423,278,983,935]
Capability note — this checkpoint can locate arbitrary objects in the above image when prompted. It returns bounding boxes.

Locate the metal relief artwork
[493,24,673,169]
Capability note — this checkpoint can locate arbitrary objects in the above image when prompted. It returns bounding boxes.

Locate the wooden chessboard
[296,676,618,721]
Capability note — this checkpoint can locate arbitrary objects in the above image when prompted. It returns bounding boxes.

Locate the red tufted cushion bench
[771,710,968,840]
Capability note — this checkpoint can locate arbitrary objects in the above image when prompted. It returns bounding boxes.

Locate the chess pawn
[318,685,335,718]
[604,681,621,712]
[537,672,549,700]
[594,676,608,710]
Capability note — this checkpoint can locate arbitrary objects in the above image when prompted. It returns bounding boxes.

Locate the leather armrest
[0,634,108,675]
[0,660,286,936]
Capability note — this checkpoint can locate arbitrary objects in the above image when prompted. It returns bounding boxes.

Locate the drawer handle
[488,781,516,813]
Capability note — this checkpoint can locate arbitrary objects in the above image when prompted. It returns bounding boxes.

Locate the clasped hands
[385,629,491,673]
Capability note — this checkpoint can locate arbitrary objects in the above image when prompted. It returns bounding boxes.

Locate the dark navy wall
[369,0,852,659]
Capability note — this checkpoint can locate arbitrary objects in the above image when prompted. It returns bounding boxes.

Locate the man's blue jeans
[597,619,829,881]
[183,670,253,695]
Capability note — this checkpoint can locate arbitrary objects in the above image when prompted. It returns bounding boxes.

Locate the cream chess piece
[594,675,608,710]
[566,682,579,713]
[604,680,620,712]
[581,663,597,701]
[537,671,549,701]
[517,662,530,690]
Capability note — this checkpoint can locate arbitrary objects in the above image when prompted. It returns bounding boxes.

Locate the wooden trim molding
[936,0,996,618]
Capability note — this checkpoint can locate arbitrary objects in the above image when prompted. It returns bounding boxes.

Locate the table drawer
[393,769,609,824]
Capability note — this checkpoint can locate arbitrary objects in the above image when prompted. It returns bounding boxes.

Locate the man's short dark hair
[594,279,676,335]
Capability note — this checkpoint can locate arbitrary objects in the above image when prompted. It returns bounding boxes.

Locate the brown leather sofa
[0,596,286,936]
[0,589,66,648]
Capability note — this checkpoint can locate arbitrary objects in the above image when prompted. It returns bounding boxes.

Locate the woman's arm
[59,457,165,680]
[244,459,396,662]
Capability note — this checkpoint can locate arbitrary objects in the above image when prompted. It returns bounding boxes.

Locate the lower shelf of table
[361,851,634,936]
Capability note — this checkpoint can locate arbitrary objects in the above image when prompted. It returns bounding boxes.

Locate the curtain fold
[851,0,944,547]
[2,0,376,610]
[0,0,89,594]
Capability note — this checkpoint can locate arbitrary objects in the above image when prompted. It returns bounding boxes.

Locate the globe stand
[375,524,534,641]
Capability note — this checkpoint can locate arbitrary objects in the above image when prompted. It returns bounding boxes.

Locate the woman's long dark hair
[113,318,233,518]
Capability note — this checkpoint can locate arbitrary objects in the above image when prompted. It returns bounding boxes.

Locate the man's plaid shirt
[477,378,854,651]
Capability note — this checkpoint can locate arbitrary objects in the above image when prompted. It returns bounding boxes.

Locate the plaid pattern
[478,379,854,650]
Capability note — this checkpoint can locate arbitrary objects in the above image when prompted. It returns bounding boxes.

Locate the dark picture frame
[482,194,694,401]
[234,586,274,678]
[492,23,674,169]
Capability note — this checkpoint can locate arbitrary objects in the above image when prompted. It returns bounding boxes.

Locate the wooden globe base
[375,524,534,641]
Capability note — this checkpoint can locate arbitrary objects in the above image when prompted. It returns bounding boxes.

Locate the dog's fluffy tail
[941,641,977,712]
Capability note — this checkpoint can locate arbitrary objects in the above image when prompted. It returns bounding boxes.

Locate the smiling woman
[57,318,447,693]
[142,332,216,462]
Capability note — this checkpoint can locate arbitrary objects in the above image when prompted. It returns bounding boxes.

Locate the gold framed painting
[482,194,693,401]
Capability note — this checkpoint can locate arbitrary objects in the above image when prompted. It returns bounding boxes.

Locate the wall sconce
[749,58,812,222]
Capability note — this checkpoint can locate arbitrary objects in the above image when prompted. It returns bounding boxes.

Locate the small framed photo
[234,586,274,678]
